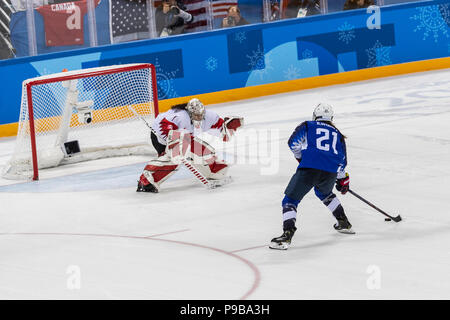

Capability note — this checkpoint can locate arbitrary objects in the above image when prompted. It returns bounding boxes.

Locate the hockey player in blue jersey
[270,103,353,250]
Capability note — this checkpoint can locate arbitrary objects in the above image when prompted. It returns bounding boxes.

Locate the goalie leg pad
[188,157,229,181]
[207,159,229,180]
[185,136,229,180]
[191,136,215,162]
[167,129,231,183]
[140,155,179,191]
[168,130,216,164]
[143,163,179,184]
[167,130,192,162]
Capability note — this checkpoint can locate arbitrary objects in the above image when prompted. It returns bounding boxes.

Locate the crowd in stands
[0,0,406,60]
[343,0,375,10]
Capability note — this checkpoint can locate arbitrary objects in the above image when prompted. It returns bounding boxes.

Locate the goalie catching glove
[221,116,244,142]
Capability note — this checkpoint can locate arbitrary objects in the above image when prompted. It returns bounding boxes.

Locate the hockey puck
[385,218,392,221]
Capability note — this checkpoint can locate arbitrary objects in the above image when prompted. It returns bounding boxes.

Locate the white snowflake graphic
[247,46,273,80]
[247,45,265,70]
[410,4,450,43]
[366,40,392,68]
[300,49,315,65]
[301,49,313,60]
[205,56,218,72]
[338,22,356,44]
[234,31,246,44]
[154,58,179,99]
[284,65,301,80]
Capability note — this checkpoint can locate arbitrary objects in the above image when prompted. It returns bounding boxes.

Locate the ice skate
[136,181,159,193]
[333,218,355,234]
[269,228,297,250]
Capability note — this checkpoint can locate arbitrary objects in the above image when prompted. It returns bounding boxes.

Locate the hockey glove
[336,173,350,195]
[221,116,244,142]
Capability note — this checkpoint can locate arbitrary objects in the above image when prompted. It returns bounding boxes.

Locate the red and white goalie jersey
[152,108,224,145]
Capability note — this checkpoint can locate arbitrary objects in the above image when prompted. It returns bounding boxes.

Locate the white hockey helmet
[313,103,334,121]
[187,98,205,122]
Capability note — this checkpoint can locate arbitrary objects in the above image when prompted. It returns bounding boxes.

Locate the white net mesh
[3,64,157,180]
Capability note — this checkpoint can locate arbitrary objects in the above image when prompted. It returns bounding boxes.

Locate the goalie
[137,98,244,193]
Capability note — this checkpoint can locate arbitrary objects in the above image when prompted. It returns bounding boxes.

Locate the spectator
[11,1,47,11]
[1,0,16,59]
[221,5,249,28]
[269,1,281,21]
[343,0,375,11]
[155,0,193,37]
[0,34,15,60]
[284,0,321,19]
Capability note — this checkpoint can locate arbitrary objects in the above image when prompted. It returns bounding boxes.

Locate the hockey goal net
[3,63,159,180]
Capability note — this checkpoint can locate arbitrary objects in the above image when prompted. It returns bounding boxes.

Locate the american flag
[110,0,238,43]
[110,0,149,43]
[184,0,239,33]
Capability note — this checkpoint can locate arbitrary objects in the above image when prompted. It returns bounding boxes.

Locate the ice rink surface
[0,69,449,299]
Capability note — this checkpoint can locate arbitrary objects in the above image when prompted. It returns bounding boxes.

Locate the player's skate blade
[269,241,290,250]
[269,228,296,250]
[333,219,355,234]
[335,228,355,234]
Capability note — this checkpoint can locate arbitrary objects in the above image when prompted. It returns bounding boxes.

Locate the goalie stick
[127,105,229,189]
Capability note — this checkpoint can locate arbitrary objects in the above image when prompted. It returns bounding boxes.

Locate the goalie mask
[313,103,334,122]
[187,98,205,128]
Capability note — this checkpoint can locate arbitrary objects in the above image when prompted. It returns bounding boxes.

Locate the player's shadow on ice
[285,222,449,253]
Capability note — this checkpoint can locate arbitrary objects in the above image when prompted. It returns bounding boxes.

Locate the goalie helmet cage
[4,63,159,181]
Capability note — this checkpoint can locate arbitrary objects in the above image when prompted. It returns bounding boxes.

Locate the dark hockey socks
[282,203,297,231]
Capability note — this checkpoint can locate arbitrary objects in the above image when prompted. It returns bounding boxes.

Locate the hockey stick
[127,105,219,189]
[127,105,156,133]
[348,189,402,222]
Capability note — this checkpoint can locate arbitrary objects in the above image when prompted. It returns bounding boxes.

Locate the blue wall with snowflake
[1,0,449,126]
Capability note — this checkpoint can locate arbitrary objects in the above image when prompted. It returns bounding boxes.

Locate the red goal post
[4,63,159,180]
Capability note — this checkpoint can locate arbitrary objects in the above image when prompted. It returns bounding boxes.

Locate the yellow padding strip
[0,123,18,137]
[1,57,449,137]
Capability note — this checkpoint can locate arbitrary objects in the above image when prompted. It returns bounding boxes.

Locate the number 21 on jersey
[316,128,338,154]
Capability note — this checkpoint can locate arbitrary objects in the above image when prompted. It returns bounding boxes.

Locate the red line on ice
[230,245,267,253]
[144,228,190,238]
[0,231,261,300]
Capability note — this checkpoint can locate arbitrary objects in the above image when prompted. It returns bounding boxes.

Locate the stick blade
[392,215,402,222]
[207,176,233,189]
